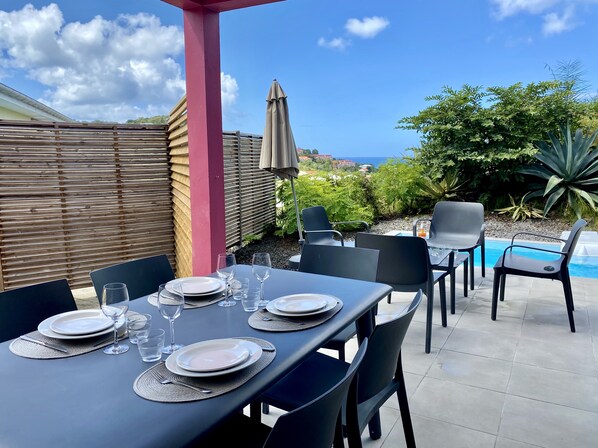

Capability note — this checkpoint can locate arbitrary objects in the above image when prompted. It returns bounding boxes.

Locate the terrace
[255,267,598,448]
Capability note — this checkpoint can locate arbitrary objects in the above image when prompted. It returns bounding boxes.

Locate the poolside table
[0,265,391,447]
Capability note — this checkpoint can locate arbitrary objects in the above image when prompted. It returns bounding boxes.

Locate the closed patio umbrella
[260,79,304,246]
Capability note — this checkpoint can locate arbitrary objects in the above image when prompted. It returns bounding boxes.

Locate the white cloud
[345,16,390,39]
[491,0,559,19]
[317,36,350,51]
[0,4,238,122]
[221,72,238,110]
[543,6,577,34]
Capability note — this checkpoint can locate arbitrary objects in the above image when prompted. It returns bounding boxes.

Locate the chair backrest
[302,206,334,245]
[430,201,484,240]
[355,233,430,291]
[298,244,379,282]
[357,290,422,403]
[90,255,175,302]
[263,338,368,448]
[562,219,587,266]
[0,279,77,342]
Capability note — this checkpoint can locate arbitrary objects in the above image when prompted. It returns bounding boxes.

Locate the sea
[336,156,400,168]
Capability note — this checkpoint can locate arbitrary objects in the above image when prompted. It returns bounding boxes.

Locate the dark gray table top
[0,265,391,447]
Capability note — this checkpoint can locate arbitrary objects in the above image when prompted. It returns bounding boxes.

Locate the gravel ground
[234,214,577,269]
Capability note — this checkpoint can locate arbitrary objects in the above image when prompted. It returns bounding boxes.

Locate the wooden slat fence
[0,121,175,291]
[0,99,275,291]
[167,96,275,277]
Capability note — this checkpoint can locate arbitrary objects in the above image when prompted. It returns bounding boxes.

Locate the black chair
[356,232,449,353]
[414,201,485,290]
[302,205,370,246]
[299,244,379,361]
[201,338,368,448]
[492,218,587,332]
[0,279,78,343]
[258,291,422,448]
[89,255,175,302]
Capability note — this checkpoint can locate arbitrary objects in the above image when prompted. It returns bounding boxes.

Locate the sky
[1,1,598,158]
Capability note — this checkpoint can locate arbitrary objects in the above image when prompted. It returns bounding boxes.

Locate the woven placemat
[9,312,134,359]
[133,337,276,403]
[247,301,343,332]
[147,292,224,310]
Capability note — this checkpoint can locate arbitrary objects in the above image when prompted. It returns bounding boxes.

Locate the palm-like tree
[521,123,598,218]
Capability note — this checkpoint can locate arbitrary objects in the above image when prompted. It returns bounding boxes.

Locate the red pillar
[183,7,226,274]
[162,0,283,274]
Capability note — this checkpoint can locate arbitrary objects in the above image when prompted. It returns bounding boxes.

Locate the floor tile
[428,350,512,392]
[508,363,598,412]
[402,415,496,448]
[410,377,505,434]
[500,395,598,448]
[443,327,519,361]
[515,336,597,376]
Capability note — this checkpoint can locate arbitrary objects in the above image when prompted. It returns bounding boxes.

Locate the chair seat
[495,253,564,277]
[427,235,479,250]
[198,413,271,448]
[261,352,349,411]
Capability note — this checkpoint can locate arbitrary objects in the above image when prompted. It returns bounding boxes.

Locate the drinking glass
[216,253,237,307]
[100,282,130,355]
[252,252,271,307]
[158,283,184,354]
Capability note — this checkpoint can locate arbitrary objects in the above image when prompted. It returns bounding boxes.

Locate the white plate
[166,339,262,378]
[266,294,339,317]
[176,339,250,372]
[273,294,328,314]
[38,311,125,340]
[166,277,225,296]
[49,310,113,335]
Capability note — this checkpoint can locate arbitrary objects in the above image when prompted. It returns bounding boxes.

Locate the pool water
[474,239,598,279]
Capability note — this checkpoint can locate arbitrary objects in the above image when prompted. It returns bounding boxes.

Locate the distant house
[333,159,357,169]
[0,82,73,122]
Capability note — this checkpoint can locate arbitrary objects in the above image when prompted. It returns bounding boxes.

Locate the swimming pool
[391,232,598,278]
[471,239,597,279]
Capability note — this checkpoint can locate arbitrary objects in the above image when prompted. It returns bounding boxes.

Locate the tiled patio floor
[261,268,598,448]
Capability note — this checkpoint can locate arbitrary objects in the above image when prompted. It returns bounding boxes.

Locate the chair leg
[439,278,447,327]
[338,346,346,362]
[481,241,486,278]
[450,265,456,314]
[469,249,475,291]
[463,258,468,298]
[396,354,416,448]
[499,274,506,302]
[425,284,434,353]
[562,274,576,332]
[491,269,500,321]
[262,403,269,415]
[250,401,263,420]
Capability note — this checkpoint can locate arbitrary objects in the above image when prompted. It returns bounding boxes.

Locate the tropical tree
[520,123,598,218]
[397,81,584,207]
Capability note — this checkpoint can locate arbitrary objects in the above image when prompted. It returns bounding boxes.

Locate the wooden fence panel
[0,100,276,291]
[0,121,175,291]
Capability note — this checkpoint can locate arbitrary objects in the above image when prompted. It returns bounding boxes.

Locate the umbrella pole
[290,177,304,247]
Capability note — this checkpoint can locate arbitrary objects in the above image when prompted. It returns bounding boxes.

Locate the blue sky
[1,1,597,157]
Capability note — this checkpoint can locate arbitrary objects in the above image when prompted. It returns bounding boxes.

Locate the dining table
[0,265,392,447]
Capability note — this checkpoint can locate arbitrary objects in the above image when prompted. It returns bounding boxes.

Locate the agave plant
[418,170,466,201]
[495,193,544,221]
[521,123,598,218]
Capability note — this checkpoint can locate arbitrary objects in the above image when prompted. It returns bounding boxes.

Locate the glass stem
[260,281,264,301]
[169,319,175,349]
[112,321,119,349]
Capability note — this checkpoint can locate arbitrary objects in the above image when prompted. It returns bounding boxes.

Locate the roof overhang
[162,0,283,12]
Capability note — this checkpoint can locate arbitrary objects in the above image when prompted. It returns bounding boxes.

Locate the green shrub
[370,159,426,216]
[275,173,375,237]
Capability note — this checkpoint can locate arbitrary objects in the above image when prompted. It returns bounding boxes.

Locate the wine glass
[158,283,185,354]
[252,252,271,307]
[100,283,129,355]
[216,253,237,307]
